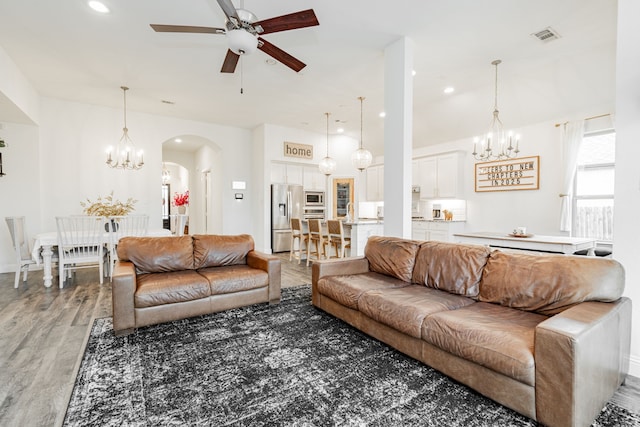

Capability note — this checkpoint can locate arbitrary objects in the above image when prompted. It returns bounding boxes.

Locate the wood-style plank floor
[0,254,638,427]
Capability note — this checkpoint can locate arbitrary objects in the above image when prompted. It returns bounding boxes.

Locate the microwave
[304,191,325,206]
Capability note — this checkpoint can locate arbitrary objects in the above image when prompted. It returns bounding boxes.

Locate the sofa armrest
[535,297,632,427]
[312,257,370,286]
[247,251,281,303]
[112,261,137,335]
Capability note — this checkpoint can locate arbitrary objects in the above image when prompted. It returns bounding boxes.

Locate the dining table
[31,228,172,287]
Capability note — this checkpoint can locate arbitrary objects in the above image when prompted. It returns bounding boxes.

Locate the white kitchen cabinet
[270,162,304,185]
[411,220,465,242]
[303,165,326,191]
[366,165,384,201]
[415,152,463,199]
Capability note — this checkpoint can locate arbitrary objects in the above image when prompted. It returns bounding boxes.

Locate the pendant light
[351,96,373,171]
[106,86,144,170]
[472,60,521,161]
[318,112,337,176]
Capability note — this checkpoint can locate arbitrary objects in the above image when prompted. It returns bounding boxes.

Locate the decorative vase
[178,206,186,214]
[105,219,119,232]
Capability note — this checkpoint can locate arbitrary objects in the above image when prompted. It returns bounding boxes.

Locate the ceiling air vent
[532,27,561,43]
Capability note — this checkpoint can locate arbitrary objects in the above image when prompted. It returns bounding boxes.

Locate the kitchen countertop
[344,219,383,225]
[412,218,466,222]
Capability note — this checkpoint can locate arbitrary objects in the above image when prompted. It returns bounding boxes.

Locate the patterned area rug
[64,285,639,426]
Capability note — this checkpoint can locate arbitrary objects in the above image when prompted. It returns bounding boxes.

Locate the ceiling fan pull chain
[240,57,244,94]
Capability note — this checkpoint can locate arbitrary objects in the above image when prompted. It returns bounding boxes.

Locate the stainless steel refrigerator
[271,183,304,252]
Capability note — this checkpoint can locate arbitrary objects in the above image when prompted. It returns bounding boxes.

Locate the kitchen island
[343,219,384,256]
[453,231,596,255]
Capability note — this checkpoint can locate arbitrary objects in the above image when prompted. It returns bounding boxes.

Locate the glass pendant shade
[319,112,337,176]
[352,96,372,171]
[351,148,372,171]
[319,156,337,175]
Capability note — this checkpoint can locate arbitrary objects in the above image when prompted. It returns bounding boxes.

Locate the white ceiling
[0,0,617,155]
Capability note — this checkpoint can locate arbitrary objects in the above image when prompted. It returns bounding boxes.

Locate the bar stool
[326,219,351,259]
[289,218,308,264]
[306,219,326,266]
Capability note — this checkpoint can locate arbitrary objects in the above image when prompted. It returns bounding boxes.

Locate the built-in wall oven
[303,206,326,220]
[304,191,326,220]
[304,191,325,206]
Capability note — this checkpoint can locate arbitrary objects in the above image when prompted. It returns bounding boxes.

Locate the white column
[383,37,414,238]
[614,0,640,377]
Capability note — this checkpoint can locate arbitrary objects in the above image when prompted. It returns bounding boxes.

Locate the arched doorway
[162,135,223,235]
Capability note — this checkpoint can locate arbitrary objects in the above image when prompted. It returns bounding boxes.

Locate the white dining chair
[5,216,38,288]
[56,215,106,288]
[106,214,149,278]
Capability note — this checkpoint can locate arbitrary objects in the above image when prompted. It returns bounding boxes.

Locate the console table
[453,232,597,255]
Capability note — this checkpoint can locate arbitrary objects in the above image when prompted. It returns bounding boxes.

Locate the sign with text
[283,141,313,160]
[475,156,540,192]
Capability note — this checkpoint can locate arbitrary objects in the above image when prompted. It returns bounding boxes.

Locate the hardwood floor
[0,256,638,427]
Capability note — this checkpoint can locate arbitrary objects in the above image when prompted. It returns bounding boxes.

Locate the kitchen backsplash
[419,199,467,221]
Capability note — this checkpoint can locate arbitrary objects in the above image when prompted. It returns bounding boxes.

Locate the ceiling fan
[150,0,319,73]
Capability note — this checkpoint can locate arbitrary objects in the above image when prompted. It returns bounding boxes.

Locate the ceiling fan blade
[150,24,225,34]
[221,49,240,73]
[254,9,319,35]
[257,37,306,72]
[216,0,240,27]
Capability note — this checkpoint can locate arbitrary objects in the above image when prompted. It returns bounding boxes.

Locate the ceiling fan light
[227,29,258,55]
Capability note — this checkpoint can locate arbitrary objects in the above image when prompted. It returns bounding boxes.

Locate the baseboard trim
[629,354,640,378]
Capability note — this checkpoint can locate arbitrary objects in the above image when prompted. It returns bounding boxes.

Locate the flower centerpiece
[173,190,189,214]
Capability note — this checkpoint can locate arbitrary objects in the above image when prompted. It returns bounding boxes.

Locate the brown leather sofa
[112,234,281,336]
[312,236,631,427]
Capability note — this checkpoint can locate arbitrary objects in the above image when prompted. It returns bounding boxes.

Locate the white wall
[614,0,640,378]
[0,122,40,272]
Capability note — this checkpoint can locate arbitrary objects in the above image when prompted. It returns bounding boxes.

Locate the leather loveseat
[112,234,280,336]
[312,236,631,427]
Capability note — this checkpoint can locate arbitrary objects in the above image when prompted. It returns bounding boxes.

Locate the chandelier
[351,96,373,171]
[106,86,144,170]
[472,60,520,161]
[318,112,337,176]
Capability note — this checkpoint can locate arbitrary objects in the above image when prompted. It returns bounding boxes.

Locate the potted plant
[173,190,189,214]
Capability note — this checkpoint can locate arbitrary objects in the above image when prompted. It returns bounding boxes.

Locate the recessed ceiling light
[265,59,276,65]
[379,112,386,118]
[174,138,182,143]
[88,1,110,13]
[337,128,344,133]
[444,87,455,94]
[412,70,417,77]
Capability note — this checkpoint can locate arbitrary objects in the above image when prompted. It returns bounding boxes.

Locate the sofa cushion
[478,251,625,315]
[422,302,547,386]
[198,265,268,294]
[135,270,210,308]
[412,242,491,297]
[358,285,475,338]
[364,236,422,283]
[118,236,194,273]
[193,234,254,269]
[317,272,410,310]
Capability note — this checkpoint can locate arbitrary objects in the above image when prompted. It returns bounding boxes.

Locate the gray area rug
[64,285,640,426]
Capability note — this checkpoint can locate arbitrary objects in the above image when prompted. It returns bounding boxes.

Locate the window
[572,131,615,242]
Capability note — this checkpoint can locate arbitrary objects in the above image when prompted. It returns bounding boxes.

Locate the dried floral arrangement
[80,192,137,216]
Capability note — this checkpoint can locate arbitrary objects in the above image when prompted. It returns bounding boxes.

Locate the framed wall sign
[475,156,540,192]
[283,141,313,160]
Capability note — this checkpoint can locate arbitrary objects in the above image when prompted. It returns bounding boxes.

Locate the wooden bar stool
[326,219,351,258]
[306,219,326,266]
[289,218,307,264]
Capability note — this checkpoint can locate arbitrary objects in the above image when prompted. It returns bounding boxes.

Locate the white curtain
[559,120,585,232]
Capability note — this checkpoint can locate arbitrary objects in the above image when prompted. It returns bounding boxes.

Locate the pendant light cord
[121,86,129,131]
[325,112,330,156]
[358,96,365,149]
[492,60,501,114]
